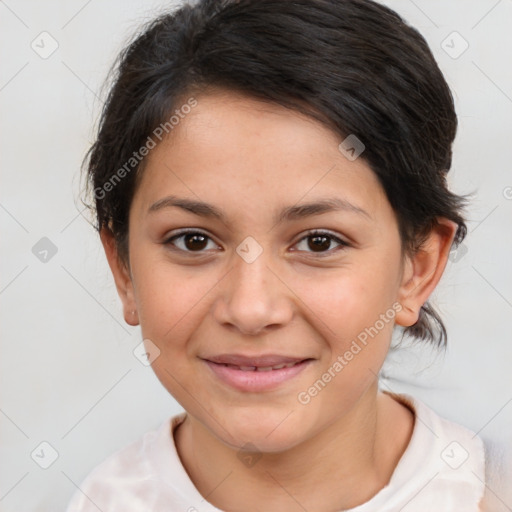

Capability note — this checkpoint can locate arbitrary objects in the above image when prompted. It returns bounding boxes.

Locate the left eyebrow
[147,195,371,225]
[275,197,371,224]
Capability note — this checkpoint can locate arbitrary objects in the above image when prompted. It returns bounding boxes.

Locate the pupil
[182,234,331,252]
[185,233,207,251]
[309,235,330,252]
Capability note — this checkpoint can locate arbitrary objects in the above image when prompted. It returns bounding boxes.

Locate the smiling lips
[202,353,313,391]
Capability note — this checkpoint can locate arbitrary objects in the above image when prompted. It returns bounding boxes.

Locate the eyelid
[291,229,350,255]
[299,228,348,243]
[163,228,350,256]
[164,228,221,252]
[166,227,212,238]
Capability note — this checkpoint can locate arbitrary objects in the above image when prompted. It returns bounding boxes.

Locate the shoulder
[65,413,189,512]
[380,392,486,512]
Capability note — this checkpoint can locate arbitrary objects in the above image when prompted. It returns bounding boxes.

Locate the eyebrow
[147,194,371,224]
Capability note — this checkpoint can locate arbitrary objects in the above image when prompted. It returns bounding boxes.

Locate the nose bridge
[234,241,274,296]
[214,237,293,335]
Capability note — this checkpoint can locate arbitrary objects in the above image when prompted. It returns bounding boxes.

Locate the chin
[212,412,309,454]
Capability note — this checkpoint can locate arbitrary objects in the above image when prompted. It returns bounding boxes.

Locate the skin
[101,88,457,511]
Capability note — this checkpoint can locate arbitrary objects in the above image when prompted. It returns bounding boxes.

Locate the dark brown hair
[82,0,469,347]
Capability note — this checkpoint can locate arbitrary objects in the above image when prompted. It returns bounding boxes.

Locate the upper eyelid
[165,228,349,251]
[292,230,349,252]
[164,229,221,251]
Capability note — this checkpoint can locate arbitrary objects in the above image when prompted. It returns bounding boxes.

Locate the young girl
[66,0,485,510]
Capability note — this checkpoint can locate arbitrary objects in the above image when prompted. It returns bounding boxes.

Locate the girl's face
[106,90,440,452]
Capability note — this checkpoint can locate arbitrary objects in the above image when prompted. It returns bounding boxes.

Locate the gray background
[1,0,511,510]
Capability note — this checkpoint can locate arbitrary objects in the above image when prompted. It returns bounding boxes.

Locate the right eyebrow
[147,195,371,225]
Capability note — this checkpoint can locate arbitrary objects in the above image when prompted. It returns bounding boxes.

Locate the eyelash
[163,229,350,257]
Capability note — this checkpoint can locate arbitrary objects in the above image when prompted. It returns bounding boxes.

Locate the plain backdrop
[1,0,511,510]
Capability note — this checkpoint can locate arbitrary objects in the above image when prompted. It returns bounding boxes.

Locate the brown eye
[308,234,332,252]
[294,230,349,255]
[165,230,217,253]
[183,233,208,251]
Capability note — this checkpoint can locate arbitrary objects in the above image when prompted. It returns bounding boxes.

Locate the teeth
[222,361,303,371]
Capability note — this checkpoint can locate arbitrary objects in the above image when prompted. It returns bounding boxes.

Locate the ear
[395,218,458,328]
[99,228,139,326]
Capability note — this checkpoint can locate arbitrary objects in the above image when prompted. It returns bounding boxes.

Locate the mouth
[208,360,306,371]
[201,355,314,392]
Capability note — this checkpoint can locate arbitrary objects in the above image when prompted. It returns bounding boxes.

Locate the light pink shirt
[65,393,485,511]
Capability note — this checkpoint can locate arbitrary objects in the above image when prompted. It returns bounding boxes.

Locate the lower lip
[203,359,313,392]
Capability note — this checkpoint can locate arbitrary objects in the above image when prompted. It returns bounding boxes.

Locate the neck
[174,384,413,511]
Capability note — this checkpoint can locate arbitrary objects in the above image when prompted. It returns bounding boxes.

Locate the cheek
[294,265,398,340]
[132,259,214,347]
[291,262,399,388]
[132,264,217,405]
[293,277,396,416]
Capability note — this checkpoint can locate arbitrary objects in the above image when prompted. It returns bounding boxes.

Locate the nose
[212,248,294,336]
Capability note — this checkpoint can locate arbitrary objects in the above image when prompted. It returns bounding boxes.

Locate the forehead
[174,89,340,155]
[132,90,388,223]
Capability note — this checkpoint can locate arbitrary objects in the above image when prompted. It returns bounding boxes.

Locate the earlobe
[99,228,139,326]
[395,219,458,328]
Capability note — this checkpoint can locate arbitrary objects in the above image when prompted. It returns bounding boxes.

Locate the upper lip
[203,354,310,367]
